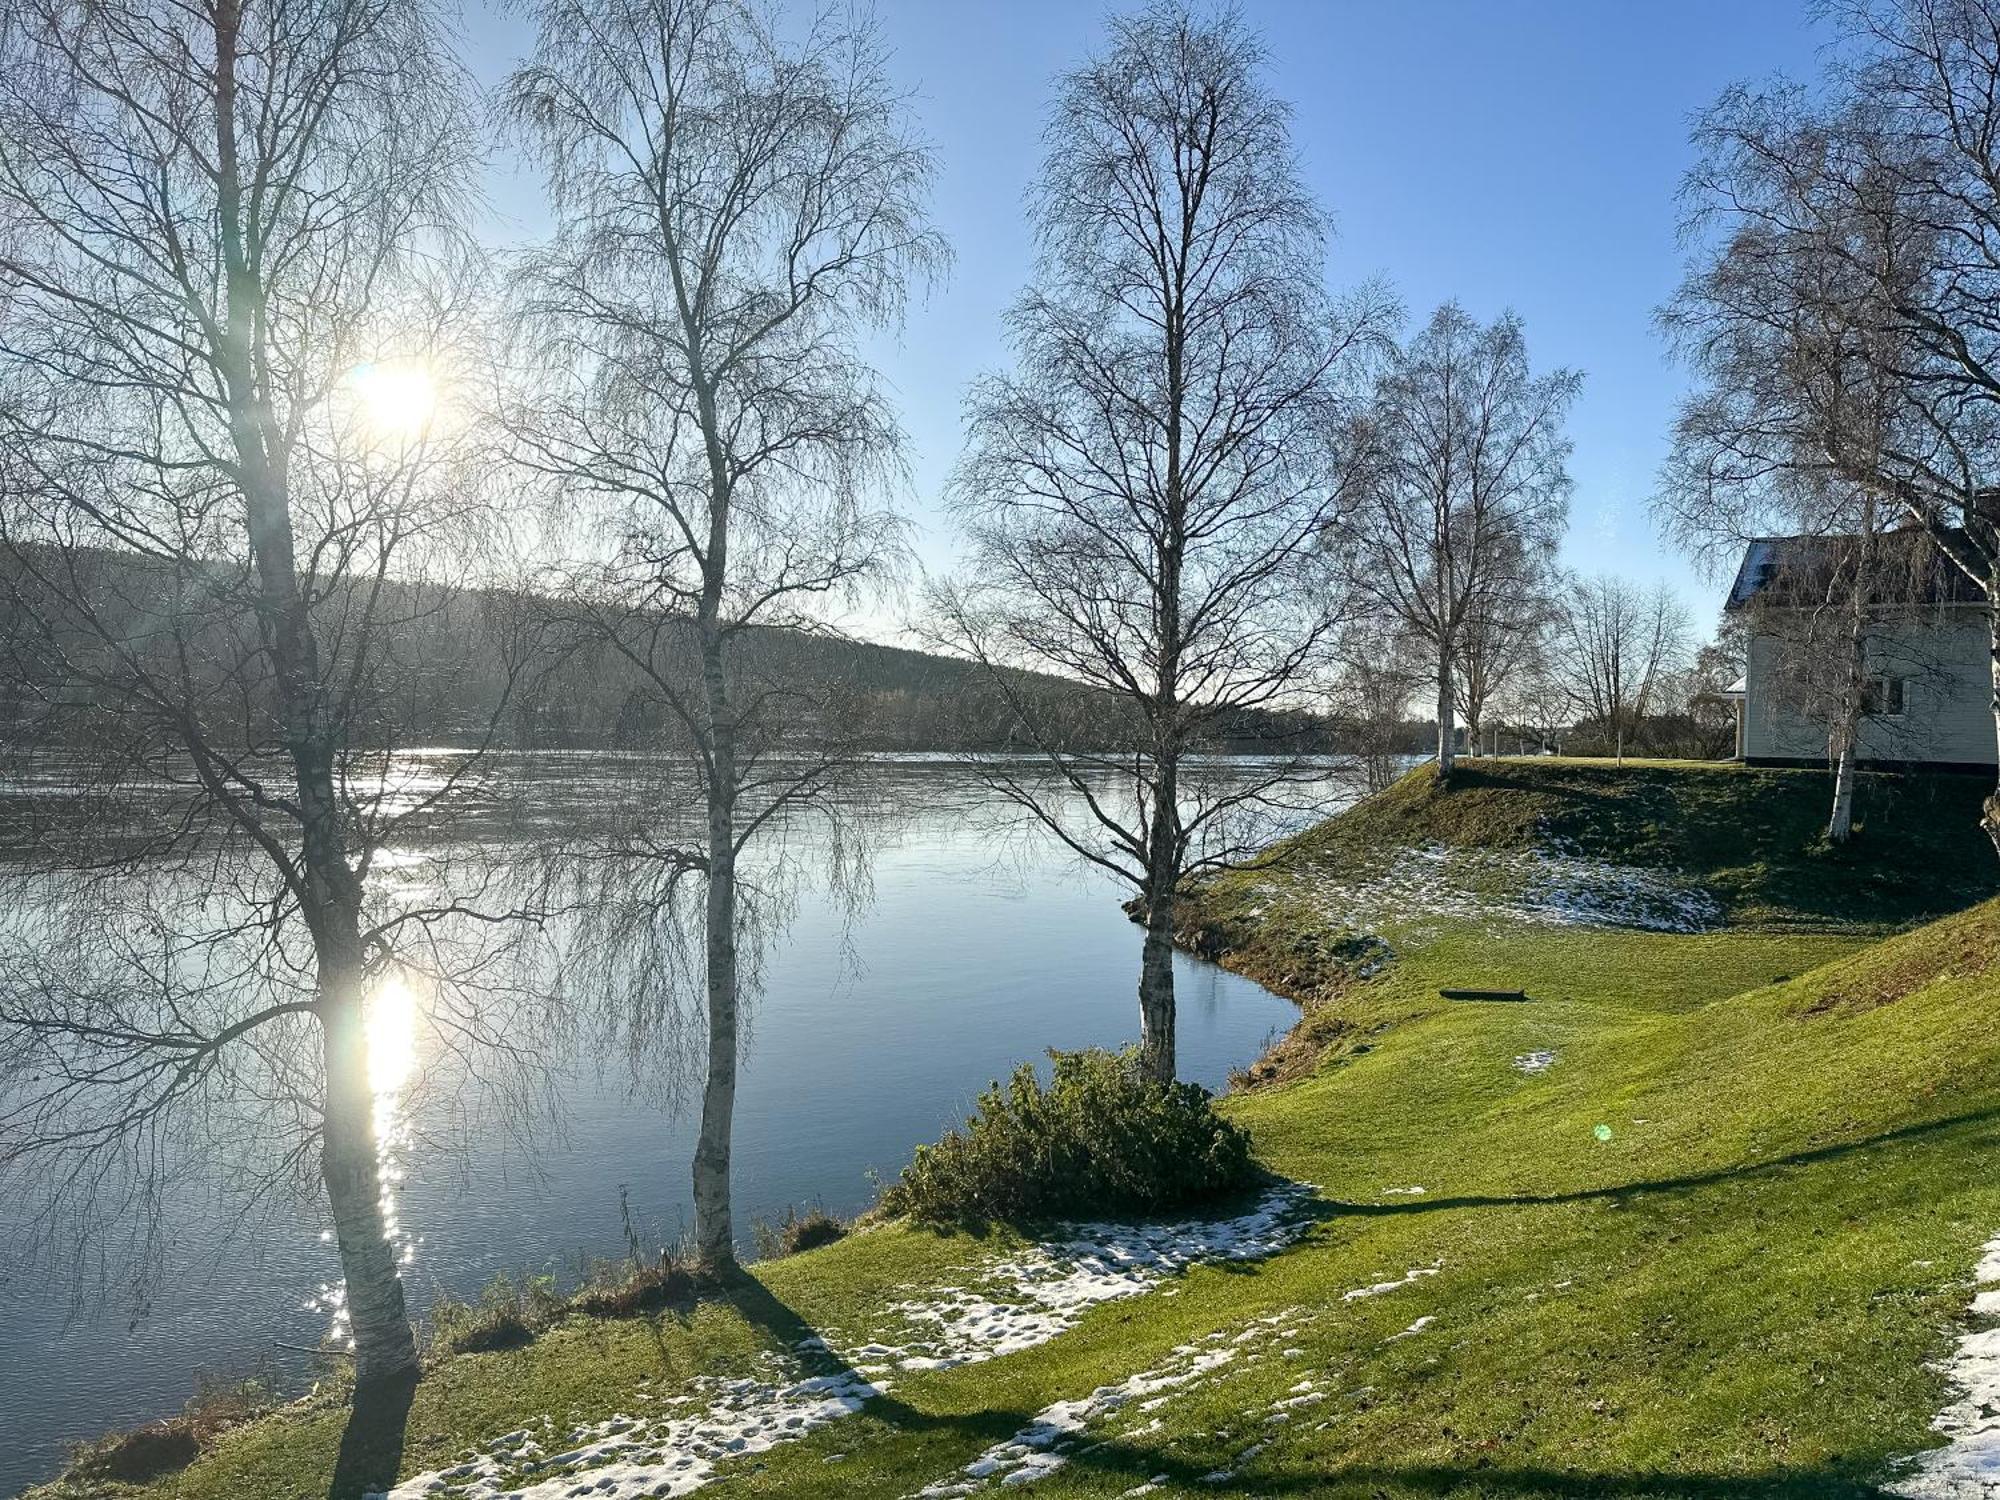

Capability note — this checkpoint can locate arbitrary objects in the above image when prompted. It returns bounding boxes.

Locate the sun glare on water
[366,973,419,1098]
[347,360,438,443]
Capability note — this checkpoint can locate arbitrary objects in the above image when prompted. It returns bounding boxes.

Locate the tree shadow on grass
[1317,1104,2000,1224]
[725,1271,1896,1498]
[326,1367,418,1500]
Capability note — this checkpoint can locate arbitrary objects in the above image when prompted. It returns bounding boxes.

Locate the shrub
[68,1421,200,1484]
[428,1270,561,1355]
[880,1047,1259,1225]
[753,1204,849,1260]
[64,1366,273,1484]
[569,1254,700,1318]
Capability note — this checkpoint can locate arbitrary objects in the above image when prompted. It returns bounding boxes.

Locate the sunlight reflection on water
[0,755,1359,1496]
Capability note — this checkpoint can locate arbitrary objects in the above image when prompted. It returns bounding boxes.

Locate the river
[0,754,1351,1496]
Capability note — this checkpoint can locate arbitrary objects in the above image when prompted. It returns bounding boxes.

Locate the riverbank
[32,757,2000,1499]
[0,758,1303,1500]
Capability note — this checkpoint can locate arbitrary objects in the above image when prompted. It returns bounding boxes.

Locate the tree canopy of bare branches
[1333,302,1579,784]
[0,0,521,1391]
[498,0,944,1269]
[930,1,1390,1085]
[1547,576,1692,764]
[1665,0,2000,848]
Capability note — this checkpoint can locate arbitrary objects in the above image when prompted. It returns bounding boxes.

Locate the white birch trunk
[1435,647,1456,783]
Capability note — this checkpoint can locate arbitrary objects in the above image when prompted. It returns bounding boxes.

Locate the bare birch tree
[1659,420,1948,839]
[498,0,943,1270]
[1336,303,1579,784]
[1329,624,1424,792]
[0,0,513,1391]
[930,1,1390,1085]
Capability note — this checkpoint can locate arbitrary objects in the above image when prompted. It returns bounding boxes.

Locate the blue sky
[460,0,1831,639]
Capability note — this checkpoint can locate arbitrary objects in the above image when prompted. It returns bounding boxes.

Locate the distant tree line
[0,544,1356,758]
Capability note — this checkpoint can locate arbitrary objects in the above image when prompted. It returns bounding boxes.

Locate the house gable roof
[1724,532,1985,613]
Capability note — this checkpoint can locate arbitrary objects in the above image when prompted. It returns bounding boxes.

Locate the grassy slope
[51,758,2000,1500]
[1246,757,1995,929]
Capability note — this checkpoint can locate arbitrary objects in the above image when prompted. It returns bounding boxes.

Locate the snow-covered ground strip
[1264,842,1723,935]
[851,1183,1320,1376]
[369,1183,1319,1500]
[912,1344,1242,1498]
[371,1366,880,1500]
[1892,1233,2000,1498]
[911,1256,1444,1497]
[1340,1261,1441,1302]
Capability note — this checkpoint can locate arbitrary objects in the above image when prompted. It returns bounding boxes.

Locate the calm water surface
[0,757,1345,1497]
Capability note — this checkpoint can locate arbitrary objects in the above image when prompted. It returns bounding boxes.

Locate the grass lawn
[42,759,2000,1500]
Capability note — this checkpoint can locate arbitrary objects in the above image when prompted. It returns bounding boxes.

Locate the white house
[1723,534,1995,770]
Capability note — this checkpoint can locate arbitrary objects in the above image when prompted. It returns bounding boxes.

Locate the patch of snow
[915,1347,1241,1497]
[1892,1231,2000,1498]
[370,1368,880,1499]
[1258,842,1723,935]
[909,1259,1441,1495]
[1342,1261,1442,1302]
[855,1183,1319,1376]
[1380,1185,1427,1197]
[1514,1050,1558,1075]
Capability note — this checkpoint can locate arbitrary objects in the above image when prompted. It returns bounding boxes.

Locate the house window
[1863,675,1906,717]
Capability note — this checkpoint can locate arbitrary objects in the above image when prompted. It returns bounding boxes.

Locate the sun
[365,973,420,1097]
[347,360,438,443]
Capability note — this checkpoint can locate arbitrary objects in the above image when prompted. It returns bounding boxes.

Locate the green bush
[881,1047,1259,1225]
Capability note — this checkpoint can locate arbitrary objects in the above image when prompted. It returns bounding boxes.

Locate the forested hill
[0,546,1346,754]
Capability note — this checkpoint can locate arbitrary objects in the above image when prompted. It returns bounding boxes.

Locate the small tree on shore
[0,0,519,1392]
[499,0,943,1270]
[932,1,1390,1084]
[1335,304,1578,784]
[1454,540,1558,758]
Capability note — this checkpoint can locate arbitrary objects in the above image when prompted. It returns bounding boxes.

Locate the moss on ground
[38,758,2000,1500]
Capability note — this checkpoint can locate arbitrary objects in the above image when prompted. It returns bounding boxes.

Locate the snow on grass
[911,1260,1443,1496]
[371,1184,1318,1500]
[1514,1050,1558,1075]
[912,1345,1242,1498]
[850,1183,1320,1377]
[371,1366,880,1499]
[1892,1230,2000,1498]
[1341,1261,1442,1302]
[1261,842,1722,936]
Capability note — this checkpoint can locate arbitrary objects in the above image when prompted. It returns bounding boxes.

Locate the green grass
[40,759,2000,1500]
